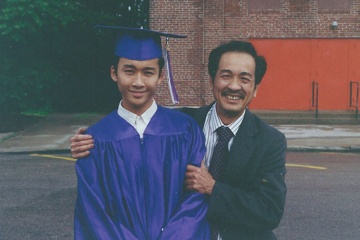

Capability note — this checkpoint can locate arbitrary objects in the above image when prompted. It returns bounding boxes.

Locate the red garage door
[249,39,360,110]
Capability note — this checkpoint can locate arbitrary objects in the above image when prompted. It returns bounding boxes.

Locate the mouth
[226,95,241,100]
[222,92,245,101]
[130,91,146,98]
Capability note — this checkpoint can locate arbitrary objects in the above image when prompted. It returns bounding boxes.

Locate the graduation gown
[74,106,210,240]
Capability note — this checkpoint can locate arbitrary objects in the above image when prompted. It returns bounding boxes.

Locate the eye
[220,74,232,80]
[124,69,134,75]
[144,71,155,76]
[241,79,251,86]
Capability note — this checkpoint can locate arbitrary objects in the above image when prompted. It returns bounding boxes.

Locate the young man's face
[111,57,163,116]
[211,52,258,124]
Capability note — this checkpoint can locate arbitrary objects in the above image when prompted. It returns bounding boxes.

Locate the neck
[120,99,155,116]
[216,107,244,125]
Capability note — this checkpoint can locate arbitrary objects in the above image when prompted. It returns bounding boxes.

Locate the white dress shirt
[117,100,157,138]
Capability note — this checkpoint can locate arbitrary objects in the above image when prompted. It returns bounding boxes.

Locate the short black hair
[208,40,267,86]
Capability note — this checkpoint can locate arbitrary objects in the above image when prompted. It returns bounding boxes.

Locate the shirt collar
[209,102,245,136]
[117,99,157,125]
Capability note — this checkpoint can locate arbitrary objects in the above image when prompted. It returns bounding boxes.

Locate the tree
[0,0,148,114]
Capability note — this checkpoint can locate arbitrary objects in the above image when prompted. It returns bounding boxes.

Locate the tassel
[163,38,179,104]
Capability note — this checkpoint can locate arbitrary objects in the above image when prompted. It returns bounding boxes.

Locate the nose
[227,76,242,91]
[132,73,145,87]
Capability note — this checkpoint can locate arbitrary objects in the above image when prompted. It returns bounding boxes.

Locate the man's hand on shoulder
[70,127,94,159]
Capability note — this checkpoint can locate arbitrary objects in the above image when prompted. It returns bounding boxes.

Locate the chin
[222,101,243,110]
[226,108,243,116]
[219,104,241,114]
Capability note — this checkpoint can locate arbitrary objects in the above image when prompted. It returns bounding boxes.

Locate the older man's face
[211,52,258,124]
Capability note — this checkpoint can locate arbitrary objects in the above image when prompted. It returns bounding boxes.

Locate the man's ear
[209,77,214,89]
[157,70,164,85]
[254,84,260,97]
[110,66,117,82]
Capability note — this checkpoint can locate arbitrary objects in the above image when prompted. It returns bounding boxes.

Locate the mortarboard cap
[94,25,185,104]
[94,25,186,61]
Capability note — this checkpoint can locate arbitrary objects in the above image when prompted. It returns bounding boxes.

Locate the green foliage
[0,1,79,41]
[0,0,148,114]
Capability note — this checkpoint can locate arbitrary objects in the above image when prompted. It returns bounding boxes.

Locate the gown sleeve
[160,118,210,240]
[74,155,137,240]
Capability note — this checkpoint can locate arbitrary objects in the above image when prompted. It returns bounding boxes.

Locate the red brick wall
[151,0,360,107]
[151,0,206,106]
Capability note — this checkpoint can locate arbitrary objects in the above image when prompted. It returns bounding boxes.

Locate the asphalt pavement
[1,114,360,240]
[1,113,360,154]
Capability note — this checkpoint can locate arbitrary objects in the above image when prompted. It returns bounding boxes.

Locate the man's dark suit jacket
[181,104,287,240]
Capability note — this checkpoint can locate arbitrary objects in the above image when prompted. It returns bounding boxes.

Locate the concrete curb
[287,146,360,153]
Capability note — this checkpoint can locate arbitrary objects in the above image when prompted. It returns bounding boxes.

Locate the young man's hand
[70,127,94,159]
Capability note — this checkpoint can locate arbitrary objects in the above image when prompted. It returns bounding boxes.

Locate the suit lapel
[192,105,259,178]
[225,110,258,175]
[192,104,213,129]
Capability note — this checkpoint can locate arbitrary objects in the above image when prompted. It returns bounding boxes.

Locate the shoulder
[176,107,200,117]
[147,106,203,135]
[157,106,197,124]
[87,111,116,133]
[247,110,285,142]
[172,105,212,118]
[175,104,213,127]
[86,111,134,140]
[243,111,287,163]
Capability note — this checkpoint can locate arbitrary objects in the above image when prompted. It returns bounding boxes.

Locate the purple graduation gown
[74,106,209,239]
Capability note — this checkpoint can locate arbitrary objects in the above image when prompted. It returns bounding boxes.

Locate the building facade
[151,0,360,110]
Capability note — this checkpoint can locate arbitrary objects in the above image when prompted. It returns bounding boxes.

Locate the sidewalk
[0,113,103,154]
[1,113,360,154]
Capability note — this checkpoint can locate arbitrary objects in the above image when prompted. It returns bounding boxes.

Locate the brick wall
[151,0,360,106]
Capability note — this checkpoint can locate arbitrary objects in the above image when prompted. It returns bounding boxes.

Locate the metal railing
[312,81,319,118]
[350,81,359,118]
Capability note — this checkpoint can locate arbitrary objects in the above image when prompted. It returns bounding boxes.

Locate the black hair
[208,40,267,86]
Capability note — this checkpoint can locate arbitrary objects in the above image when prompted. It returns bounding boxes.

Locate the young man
[74,26,209,239]
[72,40,287,240]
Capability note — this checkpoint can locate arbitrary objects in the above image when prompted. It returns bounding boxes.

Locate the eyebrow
[239,71,253,78]
[219,69,232,74]
[122,64,157,71]
[143,67,157,72]
[219,69,253,78]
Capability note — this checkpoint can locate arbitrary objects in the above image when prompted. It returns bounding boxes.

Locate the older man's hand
[70,127,94,159]
[185,161,215,195]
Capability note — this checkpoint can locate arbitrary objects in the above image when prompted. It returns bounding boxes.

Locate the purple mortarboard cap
[95,25,185,103]
[95,25,186,60]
